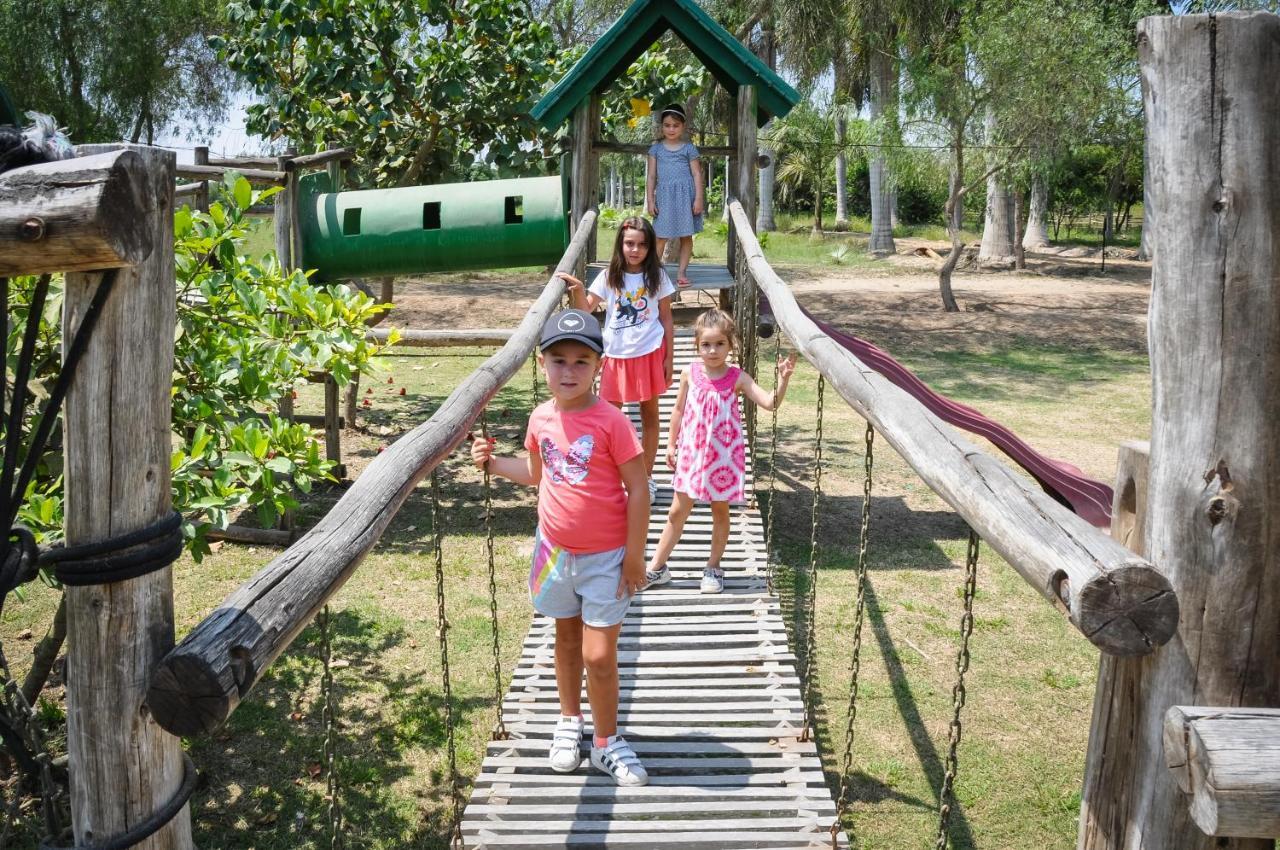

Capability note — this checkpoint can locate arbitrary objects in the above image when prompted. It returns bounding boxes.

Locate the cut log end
[1074,562,1179,656]
[146,654,235,738]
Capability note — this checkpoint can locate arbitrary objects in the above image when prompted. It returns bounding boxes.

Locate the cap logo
[559,314,584,332]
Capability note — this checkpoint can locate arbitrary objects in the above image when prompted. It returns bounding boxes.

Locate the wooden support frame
[730,200,1177,656]
[62,143,193,848]
[1077,14,1280,849]
[1163,706,1280,838]
[0,150,155,276]
[570,94,601,280]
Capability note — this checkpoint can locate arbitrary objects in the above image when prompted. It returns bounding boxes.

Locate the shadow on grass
[189,607,491,849]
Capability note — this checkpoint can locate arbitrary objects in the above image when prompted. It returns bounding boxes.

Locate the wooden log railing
[144,210,595,738]
[727,200,1177,657]
[1163,706,1280,839]
[0,150,156,275]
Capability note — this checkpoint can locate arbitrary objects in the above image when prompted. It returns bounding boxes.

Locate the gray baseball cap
[539,308,603,354]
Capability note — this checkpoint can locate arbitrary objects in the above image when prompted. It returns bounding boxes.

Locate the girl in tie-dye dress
[642,309,796,594]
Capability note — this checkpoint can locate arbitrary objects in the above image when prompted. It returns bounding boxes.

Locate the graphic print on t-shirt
[611,285,648,329]
[541,435,594,485]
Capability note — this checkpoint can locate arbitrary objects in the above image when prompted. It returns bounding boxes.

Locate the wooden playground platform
[461,329,847,847]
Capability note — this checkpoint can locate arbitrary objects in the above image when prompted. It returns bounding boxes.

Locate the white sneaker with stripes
[590,735,648,786]
[548,715,583,773]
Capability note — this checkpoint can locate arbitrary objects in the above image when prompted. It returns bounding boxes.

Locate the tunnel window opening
[342,208,361,236]
[504,195,524,224]
[422,201,441,230]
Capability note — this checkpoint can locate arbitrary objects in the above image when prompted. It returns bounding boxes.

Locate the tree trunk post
[570,95,601,280]
[834,110,849,230]
[191,146,209,213]
[62,144,193,849]
[867,48,896,255]
[1023,174,1051,249]
[1077,13,1280,849]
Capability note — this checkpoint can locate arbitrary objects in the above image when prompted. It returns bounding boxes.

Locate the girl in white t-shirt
[558,216,674,502]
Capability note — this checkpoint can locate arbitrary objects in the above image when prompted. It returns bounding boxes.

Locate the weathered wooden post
[63,144,193,848]
[570,94,601,281]
[1078,13,1280,849]
[192,146,210,213]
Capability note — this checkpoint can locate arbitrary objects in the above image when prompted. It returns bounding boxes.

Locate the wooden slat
[461,329,846,848]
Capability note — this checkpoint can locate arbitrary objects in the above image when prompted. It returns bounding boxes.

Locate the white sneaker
[700,566,725,594]
[647,478,658,504]
[591,735,648,786]
[640,563,671,591]
[548,715,583,773]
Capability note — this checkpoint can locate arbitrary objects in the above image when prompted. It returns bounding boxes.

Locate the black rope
[40,510,184,587]
[39,752,198,850]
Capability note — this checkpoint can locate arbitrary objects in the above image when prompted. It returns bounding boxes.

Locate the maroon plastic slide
[769,298,1114,528]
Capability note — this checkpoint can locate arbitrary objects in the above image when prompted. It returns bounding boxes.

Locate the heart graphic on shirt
[541,435,594,485]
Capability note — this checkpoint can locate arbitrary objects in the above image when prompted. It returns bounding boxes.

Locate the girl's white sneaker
[700,566,724,594]
[640,563,671,590]
[590,735,648,786]
[549,715,584,773]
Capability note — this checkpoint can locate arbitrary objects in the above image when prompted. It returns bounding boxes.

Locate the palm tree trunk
[834,110,849,229]
[1023,174,1051,248]
[867,48,896,254]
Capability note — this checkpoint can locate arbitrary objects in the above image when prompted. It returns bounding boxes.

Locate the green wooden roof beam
[532,0,799,130]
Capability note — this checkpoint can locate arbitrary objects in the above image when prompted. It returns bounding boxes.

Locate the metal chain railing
[317,606,343,849]
[530,353,540,407]
[830,422,875,846]
[479,412,508,741]
[934,529,981,850]
[762,334,783,594]
[430,469,465,849]
[798,374,825,743]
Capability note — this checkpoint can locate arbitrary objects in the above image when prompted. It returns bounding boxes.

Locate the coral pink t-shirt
[524,398,643,553]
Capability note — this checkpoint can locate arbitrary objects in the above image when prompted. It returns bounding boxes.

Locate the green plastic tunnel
[298,173,570,280]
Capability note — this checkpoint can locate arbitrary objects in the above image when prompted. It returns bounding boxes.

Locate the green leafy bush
[4,176,390,561]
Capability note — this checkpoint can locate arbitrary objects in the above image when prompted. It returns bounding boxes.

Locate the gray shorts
[528,528,631,627]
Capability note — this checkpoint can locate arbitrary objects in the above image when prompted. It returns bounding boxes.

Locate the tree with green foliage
[0,0,232,143]
[217,0,560,187]
[771,98,841,233]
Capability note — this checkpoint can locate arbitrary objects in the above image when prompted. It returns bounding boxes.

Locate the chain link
[318,606,343,849]
[763,334,782,594]
[479,412,508,741]
[934,529,981,850]
[799,374,825,743]
[830,423,875,845]
[430,470,465,849]
[530,353,540,407]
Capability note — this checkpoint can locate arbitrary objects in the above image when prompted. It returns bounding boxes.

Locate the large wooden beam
[729,201,1176,656]
[63,144,192,847]
[0,150,155,276]
[1078,14,1280,849]
[145,211,597,738]
[570,96,601,280]
[1163,706,1280,839]
[367,327,514,348]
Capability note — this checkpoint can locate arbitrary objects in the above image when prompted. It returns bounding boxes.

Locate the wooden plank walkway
[462,328,847,848]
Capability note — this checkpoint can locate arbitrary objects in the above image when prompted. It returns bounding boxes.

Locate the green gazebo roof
[532,0,799,130]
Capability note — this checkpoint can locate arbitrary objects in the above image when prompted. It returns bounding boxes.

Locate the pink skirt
[600,346,670,403]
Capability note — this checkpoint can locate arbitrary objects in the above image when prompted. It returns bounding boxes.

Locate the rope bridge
[3,199,1180,848]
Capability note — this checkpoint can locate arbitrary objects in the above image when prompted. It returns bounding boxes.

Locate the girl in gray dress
[646,104,704,288]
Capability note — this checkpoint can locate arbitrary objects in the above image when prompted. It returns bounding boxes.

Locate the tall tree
[0,0,232,144]
[217,0,559,187]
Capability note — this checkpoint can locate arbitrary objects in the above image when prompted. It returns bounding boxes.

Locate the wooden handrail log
[285,148,354,170]
[174,163,287,185]
[174,181,208,198]
[144,210,596,738]
[1163,706,1280,838]
[0,150,155,276]
[207,155,279,170]
[728,201,1177,656]
[369,327,516,348]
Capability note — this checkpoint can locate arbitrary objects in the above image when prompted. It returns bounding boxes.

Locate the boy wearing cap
[471,308,650,786]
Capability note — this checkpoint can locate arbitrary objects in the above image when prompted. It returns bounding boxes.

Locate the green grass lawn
[0,241,1154,848]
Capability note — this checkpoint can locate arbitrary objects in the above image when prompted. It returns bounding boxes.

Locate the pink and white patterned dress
[671,362,747,503]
